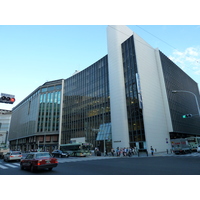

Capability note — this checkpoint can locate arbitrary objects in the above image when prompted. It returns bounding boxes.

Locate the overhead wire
[108,25,178,51]
[135,25,178,51]
[108,25,200,66]
[108,25,155,51]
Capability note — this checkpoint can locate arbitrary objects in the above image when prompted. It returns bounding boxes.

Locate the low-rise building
[9,79,64,152]
[0,109,12,148]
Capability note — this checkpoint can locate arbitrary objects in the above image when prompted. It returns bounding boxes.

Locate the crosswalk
[0,162,20,169]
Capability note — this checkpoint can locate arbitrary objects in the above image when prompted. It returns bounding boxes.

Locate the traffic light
[182,114,193,118]
[0,93,15,104]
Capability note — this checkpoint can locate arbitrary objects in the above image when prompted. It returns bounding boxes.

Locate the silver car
[4,151,22,162]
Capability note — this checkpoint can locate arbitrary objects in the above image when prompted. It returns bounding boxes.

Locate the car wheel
[20,164,24,170]
[48,168,53,171]
[59,154,62,158]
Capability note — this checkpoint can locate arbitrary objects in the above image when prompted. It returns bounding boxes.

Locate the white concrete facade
[134,33,172,152]
[107,25,133,149]
[107,25,172,152]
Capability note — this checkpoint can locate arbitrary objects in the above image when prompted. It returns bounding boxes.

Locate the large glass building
[8,25,200,153]
[61,56,111,151]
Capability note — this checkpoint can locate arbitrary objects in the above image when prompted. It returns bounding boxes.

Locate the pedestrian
[105,149,108,156]
[119,147,122,156]
[130,148,133,156]
[94,147,98,156]
[151,146,154,156]
[128,148,132,157]
[116,147,120,156]
[123,148,125,156]
[134,146,137,155]
[111,148,115,156]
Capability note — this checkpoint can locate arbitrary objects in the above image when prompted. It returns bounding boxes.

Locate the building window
[62,55,111,146]
[46,136,51,142]
[52,135,58,142]
[28,100,31,115]
[37,85,61,133]
[121,35,145,145]
[38,136,44,142]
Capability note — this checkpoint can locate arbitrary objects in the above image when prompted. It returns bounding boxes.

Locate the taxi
[20,152,58,172]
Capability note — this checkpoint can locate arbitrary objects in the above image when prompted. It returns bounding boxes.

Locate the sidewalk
[57,154,117,163]
[152,151,173,157]
[57,151,174,163]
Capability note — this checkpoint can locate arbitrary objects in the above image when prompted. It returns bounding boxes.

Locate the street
[1,153,200,175]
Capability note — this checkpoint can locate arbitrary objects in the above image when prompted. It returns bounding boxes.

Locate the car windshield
[12,152,21,155]
[36,153,51,158]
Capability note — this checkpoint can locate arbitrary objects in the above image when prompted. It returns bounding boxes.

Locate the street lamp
[172,90,200,116]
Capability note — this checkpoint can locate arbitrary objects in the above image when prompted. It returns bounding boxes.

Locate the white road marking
[0,164,8,169]
[4,164,18,168]
[12,163,20,166]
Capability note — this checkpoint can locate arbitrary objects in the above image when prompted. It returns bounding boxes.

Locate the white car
[4,151,22,162]
[197,146,200,153]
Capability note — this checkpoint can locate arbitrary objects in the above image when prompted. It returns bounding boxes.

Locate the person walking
[128,148,132,157]
[94,147,98,156]
[151,146,154,156]
[116,147,120,156]
[111,148,115,156]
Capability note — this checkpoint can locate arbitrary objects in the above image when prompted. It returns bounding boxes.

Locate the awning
[96,123,112,141]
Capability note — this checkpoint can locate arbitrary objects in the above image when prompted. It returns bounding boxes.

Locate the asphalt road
[1,155,200,175]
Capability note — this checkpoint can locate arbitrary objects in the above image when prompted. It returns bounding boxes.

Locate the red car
[20,152,58,172]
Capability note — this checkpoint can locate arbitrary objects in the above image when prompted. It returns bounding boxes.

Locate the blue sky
[0,25,200,110]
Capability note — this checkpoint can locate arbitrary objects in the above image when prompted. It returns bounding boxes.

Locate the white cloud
[169,46,200,73]
[194,70,200,75]
[186,47,199,56]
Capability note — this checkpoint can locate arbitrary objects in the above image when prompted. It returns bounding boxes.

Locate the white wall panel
[107,25,133,149]
[107,25,172,152]
[133,33,172,152]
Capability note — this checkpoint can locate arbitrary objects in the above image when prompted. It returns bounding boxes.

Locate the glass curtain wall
[37,85,61,133]
[62,55,110,147]
[159,51,200,138]
[121,36,145,148]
